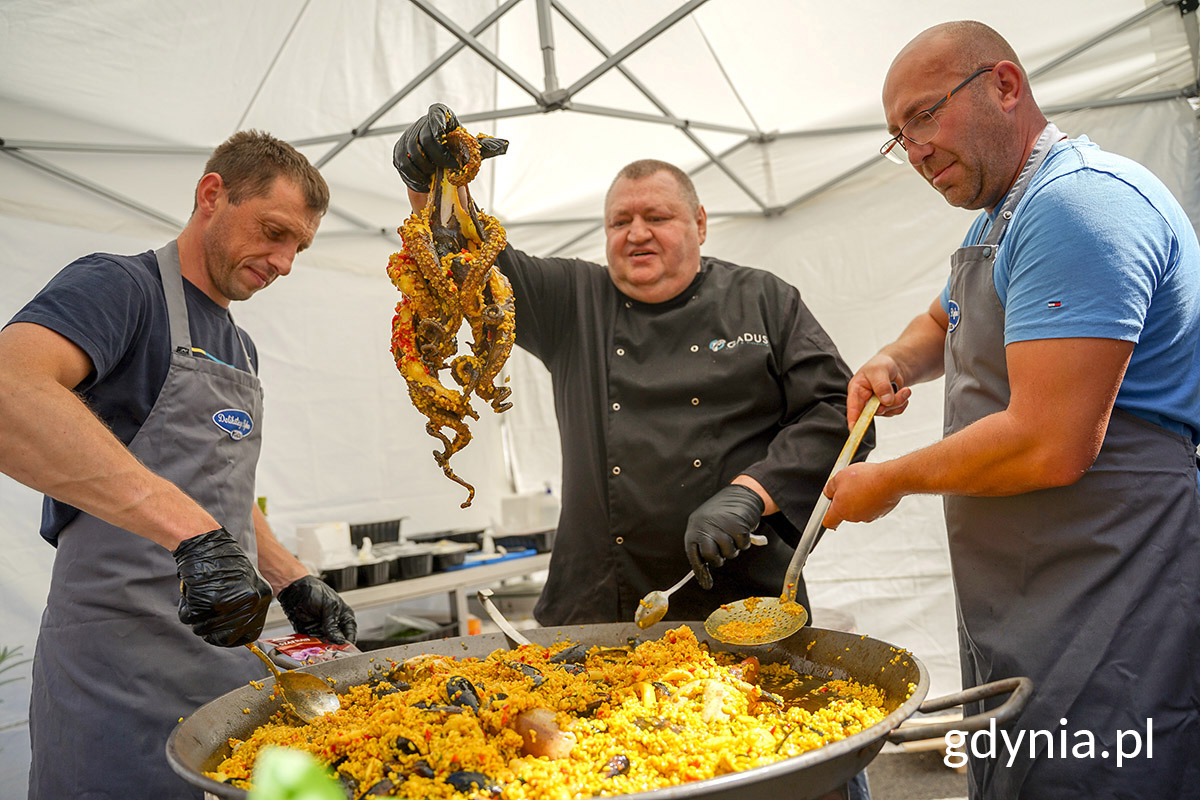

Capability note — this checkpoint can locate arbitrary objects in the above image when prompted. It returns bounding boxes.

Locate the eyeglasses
[880,66,996,163]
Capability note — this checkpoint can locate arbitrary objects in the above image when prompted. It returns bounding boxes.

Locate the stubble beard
[200,215,252,303]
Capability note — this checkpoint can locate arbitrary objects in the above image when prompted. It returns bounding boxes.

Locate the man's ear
[194,172,225,217]
[696,204,708,245]
[992,60,1025,113]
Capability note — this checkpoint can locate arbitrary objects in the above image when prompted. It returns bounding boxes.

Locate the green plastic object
[248,747,343,800]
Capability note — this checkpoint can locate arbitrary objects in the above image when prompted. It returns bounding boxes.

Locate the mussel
[391,735,421,756]
[445,770,501,796]
[446,676,481,713]
[359,778,395,799]
[548,642,589,665]
[504,660,545,687]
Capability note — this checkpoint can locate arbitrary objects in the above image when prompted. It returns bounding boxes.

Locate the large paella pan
[168,622,1028,800]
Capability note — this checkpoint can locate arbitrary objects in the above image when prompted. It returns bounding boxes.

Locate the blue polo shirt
[941,136,1200,446]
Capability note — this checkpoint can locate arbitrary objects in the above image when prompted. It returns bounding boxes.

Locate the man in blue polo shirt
[823,19,1200,800]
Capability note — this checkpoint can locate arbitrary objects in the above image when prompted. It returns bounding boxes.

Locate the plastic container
[357,558,391,587]
[319,563,358,592]
[427,541,476,571]
[348,518,406,547]
[393,551,434,579]
[407,528,484,547]
[494,528,555,553]
[433,550,467,570]
[376,542,435,580]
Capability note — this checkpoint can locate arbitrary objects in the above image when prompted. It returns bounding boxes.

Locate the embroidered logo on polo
[213,409,254,441]
[708,332,770,352]
[947,300,961,333]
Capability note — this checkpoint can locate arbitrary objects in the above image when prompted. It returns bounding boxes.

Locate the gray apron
[943,124,1200,798]
[29,241,264,799]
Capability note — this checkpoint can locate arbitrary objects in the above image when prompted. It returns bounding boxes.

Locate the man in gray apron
[823,21,1200,798]
[0,131,357,798]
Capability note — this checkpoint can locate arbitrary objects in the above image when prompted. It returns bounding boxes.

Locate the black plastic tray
[348,518,404,547]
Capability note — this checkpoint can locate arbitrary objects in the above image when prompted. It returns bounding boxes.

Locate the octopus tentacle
[388,123,513,507]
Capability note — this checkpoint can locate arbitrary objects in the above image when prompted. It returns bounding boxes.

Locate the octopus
[388,125,514,507]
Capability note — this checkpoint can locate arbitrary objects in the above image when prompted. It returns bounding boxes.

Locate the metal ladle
[635,533,768,629]
[245,642,341,723]
[705,395,881,645]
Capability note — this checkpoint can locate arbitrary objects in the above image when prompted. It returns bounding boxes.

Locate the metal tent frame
[2,0,1197,254]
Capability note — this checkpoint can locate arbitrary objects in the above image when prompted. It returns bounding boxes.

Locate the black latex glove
[174,528,273,647]
[392,102,509,193]
[685,484,766,590]
[277,575,358,645]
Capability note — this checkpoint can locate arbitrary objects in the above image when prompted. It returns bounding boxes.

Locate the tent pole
[561,0,711,98]
[564,100,758,138]
[409,0,543,102]
[536,0,562,98]
[550,0,767,211]
[0,148,182,231]
[367,105,547,139]
[1044,87,1195,114]
[314,0,523,168]
[1029,0,1176,81]
[0,140,209,156]
[540,137,759,256]
[235,0,312,133]
[1180,0,1200,90]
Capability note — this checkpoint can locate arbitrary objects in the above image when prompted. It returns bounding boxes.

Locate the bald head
[891,21,1023,83]
[882,21,1047,211]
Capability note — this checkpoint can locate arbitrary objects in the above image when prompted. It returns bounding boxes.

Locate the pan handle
[885,676,1033,744]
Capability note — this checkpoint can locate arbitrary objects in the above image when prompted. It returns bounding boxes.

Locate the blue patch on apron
[947,300,961,332]
[213,408,254,440]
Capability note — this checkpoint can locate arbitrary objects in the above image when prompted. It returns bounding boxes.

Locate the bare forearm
[881,306,948,387]
[253,505,308,594]
[732,474,779,515]
[0,371,215,549]
[878,409,1089,498]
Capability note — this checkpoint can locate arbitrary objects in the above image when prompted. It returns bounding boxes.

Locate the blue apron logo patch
[213,409,253,441]
[947,300,961,333]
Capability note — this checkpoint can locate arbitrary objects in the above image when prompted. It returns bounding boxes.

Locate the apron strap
[154,241,192,355]
[980,122,1065,248]
[225,307,257,376]
[154,240,256,374]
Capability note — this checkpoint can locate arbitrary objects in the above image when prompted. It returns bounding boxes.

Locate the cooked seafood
[388,125,514,507]
[208,626,895,799]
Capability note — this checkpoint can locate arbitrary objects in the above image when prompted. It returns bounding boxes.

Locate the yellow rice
[209,626,893,798]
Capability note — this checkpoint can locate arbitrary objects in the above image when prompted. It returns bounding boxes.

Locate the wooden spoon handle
[781,395,881,602]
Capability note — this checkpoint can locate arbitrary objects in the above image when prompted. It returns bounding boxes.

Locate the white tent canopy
[2,0,1198,788]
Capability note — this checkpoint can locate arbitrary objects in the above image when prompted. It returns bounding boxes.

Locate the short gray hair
[606,159,699,213]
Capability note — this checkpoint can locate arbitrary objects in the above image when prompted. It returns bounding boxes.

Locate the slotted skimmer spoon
[635,533,768,629]
[245,642,341,723]
[704,395,881,645]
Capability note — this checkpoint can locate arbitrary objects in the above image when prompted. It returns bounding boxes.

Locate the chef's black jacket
[498,247,872,626]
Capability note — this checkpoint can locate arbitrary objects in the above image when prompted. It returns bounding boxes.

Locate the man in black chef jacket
[395,104,872,628]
